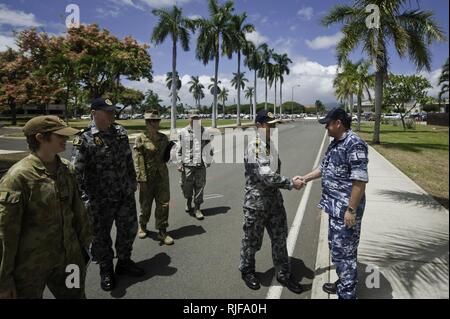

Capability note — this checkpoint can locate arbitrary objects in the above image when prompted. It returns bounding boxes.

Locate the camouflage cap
[23,115,80,136]
[144,110,162,120]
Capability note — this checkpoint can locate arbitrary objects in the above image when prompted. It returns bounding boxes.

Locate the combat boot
[194,205,204,220]
[115,258,145,277]
[158,228,174,245]
[276,272,303,294]
[99,261,115,291]
[137,226,147,239]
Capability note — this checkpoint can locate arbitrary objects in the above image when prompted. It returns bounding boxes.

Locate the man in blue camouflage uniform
[71,98,144,292]
[299,108,368,299]
[239,110,305,293]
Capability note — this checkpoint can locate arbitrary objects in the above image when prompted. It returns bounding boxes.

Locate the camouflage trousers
[239,203,290,275]
[88,194,138,268]
[180,166,206,206]
[138,176,170,230]
[14,250,86,299]
[328,215,363,299]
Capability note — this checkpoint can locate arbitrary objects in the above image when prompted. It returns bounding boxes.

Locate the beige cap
[23,116,79,136]
[144,110,162,120]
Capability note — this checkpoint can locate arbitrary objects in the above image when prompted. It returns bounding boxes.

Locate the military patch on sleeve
[0,191,7,202]
[356,152,367,160]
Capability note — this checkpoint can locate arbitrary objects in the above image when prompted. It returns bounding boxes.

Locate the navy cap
[318,108,350,125]
[255,110,282,125]
[91,98,117,112]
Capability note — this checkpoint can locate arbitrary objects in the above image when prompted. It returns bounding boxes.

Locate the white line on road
[266,130,328,299]
[203,194,224,200]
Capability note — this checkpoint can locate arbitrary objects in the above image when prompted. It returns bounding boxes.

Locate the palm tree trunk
[279,80,283,116]
[265,77,268,110]
[373,70,383,144]
[349,94,354,118]
[171,40,177,132]
[274,79,277,114]
[253,70,257,122]
[357,94,362,132]
[213,50,219,128]
[237,51,241,126]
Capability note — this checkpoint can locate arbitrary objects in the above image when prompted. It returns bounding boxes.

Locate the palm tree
[438,58,449,103]
[354,60,374,132]
[195,0,235,128]
[188,75,205,108]
[231,72,248,121]
[273,53,292,115]
[165,71,182,103]
[245,87,254,118]
[333,59,358,117]
[229,13,255,126]
[322,0,446,144]
[268,59,281,114]
[152,5,195,132]
[257,43,273,110]
[244,41,262,121]
[218,87,229,118]
[208,77,222,95]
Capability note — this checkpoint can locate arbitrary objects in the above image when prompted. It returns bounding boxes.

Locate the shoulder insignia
[72,136,82,146]
[94,136,104,146]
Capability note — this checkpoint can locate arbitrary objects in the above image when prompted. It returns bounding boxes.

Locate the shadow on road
[110,252,177,298]
[201,206,231,217]
[256,257,314,292]
[146,225,207,241]
[357,262,393,299]
[377,190,446,210]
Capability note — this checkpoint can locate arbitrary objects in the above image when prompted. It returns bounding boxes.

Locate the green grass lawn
[356,123,449,209]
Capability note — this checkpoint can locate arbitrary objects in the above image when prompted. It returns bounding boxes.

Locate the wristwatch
[347,206,355,214]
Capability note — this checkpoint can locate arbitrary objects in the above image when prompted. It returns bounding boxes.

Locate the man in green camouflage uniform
[71,98,144,292]
[0,116,92,299]
[133,111,175,245]
[239,110,304,293]
[175,110,214,220]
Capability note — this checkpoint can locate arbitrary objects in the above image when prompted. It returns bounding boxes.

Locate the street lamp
[291,85,301,119]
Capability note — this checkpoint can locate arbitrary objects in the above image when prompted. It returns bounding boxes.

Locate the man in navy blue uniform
[298,108,369,299]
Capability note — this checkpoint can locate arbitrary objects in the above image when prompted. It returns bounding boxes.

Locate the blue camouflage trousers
[328,215,362,299]
[88,194,138,269]
[239,203,290,275]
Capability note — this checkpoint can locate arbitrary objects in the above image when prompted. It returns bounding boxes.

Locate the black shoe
[100,263,115,291]
[276,273,303,294]
[115,259,145,277]
[322,281,339,294]
[241,272,261,290]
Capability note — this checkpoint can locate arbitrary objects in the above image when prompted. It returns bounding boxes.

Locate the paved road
[1,120,328,299]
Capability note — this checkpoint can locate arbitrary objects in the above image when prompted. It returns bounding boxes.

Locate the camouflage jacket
[317,130,369,219]
[175,125,214,167]
[71,122,137,204]
[133,131,169,182]
[243,134,293,210]
[0,154,92,291]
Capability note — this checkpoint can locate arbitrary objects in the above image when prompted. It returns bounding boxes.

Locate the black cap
[91,98,117,112]
[255,110,282,124]
[318,108,350,125]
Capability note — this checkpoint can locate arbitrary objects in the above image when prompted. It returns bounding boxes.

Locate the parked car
[384,113,401,120]
[80,114,91,120]
[132,114,144,119]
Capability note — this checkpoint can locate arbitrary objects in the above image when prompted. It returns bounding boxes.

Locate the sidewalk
[312,145,449,299]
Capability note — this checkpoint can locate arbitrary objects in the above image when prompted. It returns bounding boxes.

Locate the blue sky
[1,0,449,106]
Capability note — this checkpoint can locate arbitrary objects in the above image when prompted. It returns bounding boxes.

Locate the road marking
[204,194,224,200]
[266,130,328,299]
[0,150,26,155]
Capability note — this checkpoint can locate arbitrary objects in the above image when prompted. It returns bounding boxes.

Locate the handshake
[291,176,307,190]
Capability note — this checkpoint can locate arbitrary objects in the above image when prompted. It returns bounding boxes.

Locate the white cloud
[96,6,121,18]
[0,4,41,27]
[188,14,202,20]
[246,31,269,46]
[419,68,446,98]
[272,37,298,56]
[297,7,314,21]
[305,32,343,50]
[0,34,17,51]
[289,25,296,31]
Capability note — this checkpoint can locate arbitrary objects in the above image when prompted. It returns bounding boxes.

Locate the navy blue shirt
[317,130,369,219]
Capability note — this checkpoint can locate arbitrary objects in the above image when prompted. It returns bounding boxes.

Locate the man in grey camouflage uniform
[240,109,305,293]
[71,98,144,292]
[175,110,214,220]
[299,108,369,299]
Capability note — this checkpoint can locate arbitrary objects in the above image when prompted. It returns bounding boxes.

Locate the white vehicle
[384,113,401,120]
[81,114,91,120]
